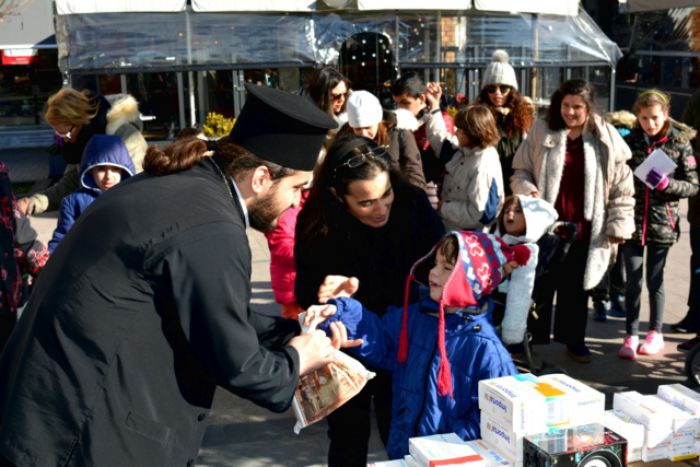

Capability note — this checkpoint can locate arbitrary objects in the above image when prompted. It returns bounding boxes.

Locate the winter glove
[645,168,670,191]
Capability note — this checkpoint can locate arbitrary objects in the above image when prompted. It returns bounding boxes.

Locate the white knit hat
[346,90,383,128]
[481,50,518,91]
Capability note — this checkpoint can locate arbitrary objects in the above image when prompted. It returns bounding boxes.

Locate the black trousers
[590,247,626,302]
[529,240,590,346]
[0,311,17,356]
[327,368,391,467]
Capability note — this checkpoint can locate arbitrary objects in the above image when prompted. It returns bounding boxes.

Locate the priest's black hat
[230,84,337,171]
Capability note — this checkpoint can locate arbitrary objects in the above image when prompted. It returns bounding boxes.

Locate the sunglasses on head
[333,145,388,174]
[485,84,512,94]
[54,125,76,139]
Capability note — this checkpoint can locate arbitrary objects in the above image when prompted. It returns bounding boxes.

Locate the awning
[55,0,186,14]
[0,0,56,49]
[474,0,579,16]
[190,0,580,13]
[623,0,700,12]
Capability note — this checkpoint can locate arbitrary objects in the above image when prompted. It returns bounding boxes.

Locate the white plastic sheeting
[55,0,186,14]
[56,6,620,73]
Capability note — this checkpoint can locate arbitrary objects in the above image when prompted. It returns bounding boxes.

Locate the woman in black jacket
[294,135,445,467]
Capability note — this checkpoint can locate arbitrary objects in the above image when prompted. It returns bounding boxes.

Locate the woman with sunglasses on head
[510,79,634,364]
[16,88,147,215]
[342,90,426,190]
[304,66,351,129]
[294,134,444,467]
[475,50,534,196]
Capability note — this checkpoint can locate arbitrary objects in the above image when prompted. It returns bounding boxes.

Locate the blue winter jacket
[48,135,135,252]
[323,296,517,459]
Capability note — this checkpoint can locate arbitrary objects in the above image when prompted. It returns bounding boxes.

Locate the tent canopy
[55,3,619,74]
[57,0,580,14]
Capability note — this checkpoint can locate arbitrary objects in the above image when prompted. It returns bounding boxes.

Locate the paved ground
[5,150,699,466]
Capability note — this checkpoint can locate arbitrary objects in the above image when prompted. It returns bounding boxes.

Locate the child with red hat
[304,230,526,460]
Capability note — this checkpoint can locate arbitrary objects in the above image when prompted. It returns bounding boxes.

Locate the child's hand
[329,321,364,350]
[317,275,359,303]
[303,304,338,328]
[503,260,520,275]
[425,82,442,111]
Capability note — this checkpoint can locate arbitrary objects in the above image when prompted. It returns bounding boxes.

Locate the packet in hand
[292,311,375,434]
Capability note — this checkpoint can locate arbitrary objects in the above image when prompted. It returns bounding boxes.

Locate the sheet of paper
[633,148,677,189]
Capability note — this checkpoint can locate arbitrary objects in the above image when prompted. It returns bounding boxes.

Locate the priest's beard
[248,188,285,233]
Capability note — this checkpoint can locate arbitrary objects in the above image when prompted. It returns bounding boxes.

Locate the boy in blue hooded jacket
[304,231,527,460]
[48,134,135,252]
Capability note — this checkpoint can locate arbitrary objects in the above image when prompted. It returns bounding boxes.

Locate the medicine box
[408,433,485,467]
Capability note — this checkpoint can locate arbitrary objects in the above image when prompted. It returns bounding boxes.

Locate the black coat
[0,158,300,467]
[294,176,445,315]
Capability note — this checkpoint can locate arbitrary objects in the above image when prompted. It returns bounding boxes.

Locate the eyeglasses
[334,146,388,173]
[485,84,512,94]
[54,125,76,139]
[331,92,347,102]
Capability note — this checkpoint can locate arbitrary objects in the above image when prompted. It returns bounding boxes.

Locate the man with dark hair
[0,85,340,467]
[391,73,455,185]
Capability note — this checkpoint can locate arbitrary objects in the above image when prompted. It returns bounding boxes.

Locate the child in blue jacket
[48,134,135,252]
[304,230,524,459]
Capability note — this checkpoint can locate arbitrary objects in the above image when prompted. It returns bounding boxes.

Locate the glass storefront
[0,49,62,127]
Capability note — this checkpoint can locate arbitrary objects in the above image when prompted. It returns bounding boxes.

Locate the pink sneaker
[638,331,664,355]
[618,335,639,359]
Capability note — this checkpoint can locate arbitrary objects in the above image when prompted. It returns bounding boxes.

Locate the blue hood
[79,134,135,192]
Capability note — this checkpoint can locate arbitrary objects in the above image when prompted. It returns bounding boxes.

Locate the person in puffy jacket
[303,231,521,460]
[48,135,135,253]
[618,89,699,359]
[18,88,146,215]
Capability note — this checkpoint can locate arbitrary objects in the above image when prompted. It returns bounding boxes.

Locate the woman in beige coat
[511,79,634,363]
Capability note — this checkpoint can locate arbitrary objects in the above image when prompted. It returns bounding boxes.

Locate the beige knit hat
[481,49,518,91]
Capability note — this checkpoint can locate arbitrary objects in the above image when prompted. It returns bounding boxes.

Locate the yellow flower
[203,112,236,138]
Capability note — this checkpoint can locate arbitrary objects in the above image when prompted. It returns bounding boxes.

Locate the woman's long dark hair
[476,88,534,137]
[298,134,392,239]
[305,66,350,116]
[143,135,292,181]
[546,79,597,133]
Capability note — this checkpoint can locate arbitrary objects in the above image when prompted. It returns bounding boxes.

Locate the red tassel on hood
[436,301,453,398]
[397,273,414,363]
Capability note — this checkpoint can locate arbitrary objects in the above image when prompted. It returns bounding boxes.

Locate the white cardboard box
[368,460,409,467]
[538,374,605,427]
[657,384,700,417]
[408,433,485,467]
[642,440,672,462]
[478,374,568,433]
[613,391,673,447]
[480,411,526,464]
[603,409,644,463]
[465,439,514,466]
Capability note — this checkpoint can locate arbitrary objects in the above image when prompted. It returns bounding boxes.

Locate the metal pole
[186,9,196,126]
[177,72,186,131]
[609,65,616,112]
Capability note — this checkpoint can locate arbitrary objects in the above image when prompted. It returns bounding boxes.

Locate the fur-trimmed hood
[104,94,143,135]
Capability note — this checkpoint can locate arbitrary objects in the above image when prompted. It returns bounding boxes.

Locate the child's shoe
[618,335,639,359]
[638,330,664,355]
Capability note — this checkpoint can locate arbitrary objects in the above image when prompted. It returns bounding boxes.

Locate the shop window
[0,49,61,126]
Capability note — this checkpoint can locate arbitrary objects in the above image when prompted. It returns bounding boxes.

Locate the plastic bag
[292,312,375,434]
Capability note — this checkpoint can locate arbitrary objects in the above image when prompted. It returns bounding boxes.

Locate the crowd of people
[0,49,699,466]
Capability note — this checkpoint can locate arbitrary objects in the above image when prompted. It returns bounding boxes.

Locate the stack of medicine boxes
[605,384,700,463]
[477,373,605,466]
